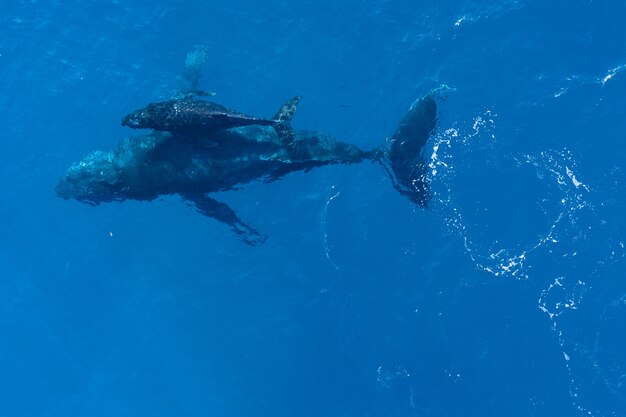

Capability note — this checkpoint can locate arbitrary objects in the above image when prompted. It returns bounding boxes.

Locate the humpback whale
[56,91,438,244]
[121,95,302,139]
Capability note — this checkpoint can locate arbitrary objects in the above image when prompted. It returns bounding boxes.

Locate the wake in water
[426,105,625,416]
[428,109,592,280]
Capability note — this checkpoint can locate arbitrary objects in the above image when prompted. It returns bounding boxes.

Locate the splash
[322,187,342,270]
[428,110,541,279]
[538,277,586,321]
[426,108,624,415]
[538,276,597,417]
[600,64,626,86]
[566,166,589,190]
[451,0,526,28]
[427,110,592,280]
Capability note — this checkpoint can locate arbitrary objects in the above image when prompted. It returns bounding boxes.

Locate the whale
[121,94,301,139]
[56,92,438,245]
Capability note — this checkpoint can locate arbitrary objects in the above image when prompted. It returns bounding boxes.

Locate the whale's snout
[55,177,74,200]
[121,113,142,128]
[55,150,119,205]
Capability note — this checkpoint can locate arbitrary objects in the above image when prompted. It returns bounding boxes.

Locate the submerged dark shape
[57,91,438,244]
[121,95,301,140]
[384,94,437,206]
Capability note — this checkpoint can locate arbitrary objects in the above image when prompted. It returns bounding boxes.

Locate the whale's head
[55,150,122,205]
[121,103,160,130]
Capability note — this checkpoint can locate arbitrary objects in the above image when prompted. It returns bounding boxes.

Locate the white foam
[601,64,626,85]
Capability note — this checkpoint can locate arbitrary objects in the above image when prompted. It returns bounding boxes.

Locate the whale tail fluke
[383,87,446,206]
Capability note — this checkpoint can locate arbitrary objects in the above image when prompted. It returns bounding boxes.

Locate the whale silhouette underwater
[56,87,438,245]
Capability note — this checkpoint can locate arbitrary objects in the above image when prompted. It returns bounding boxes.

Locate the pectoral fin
[272,96,302,123]
[272,96,302,149]
[182,193,267,245]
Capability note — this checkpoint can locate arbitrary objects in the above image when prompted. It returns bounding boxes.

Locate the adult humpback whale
[56,79,439,245]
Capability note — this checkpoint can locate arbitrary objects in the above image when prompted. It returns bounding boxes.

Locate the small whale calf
[121,93,301,140]
[57,86,439,244]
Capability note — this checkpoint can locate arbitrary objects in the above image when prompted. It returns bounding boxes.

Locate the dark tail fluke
[384,90,439,206]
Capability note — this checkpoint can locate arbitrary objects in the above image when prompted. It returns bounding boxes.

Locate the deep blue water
[1,1,625,416]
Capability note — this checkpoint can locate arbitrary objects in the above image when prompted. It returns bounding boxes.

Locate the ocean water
[1,0,625,416]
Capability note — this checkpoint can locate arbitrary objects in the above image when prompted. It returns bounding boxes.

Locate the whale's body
[57,93,437,244]
[121,96,301,138]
